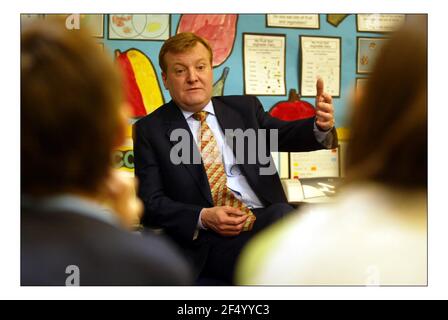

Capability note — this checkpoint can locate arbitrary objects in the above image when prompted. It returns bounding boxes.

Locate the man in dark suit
[21,20,192,286]
[134,32,337,284]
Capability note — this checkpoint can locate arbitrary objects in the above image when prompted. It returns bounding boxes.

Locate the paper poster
[266,14,319,29]
[357,37,388,74]
[357,14,406,33]
[290,148,339,179]
[300,36,341,97]
[271,152,290,179]
[243,33,286,95]
[109,14,170,40]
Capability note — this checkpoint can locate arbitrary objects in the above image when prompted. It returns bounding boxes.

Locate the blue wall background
[102,14,383,127]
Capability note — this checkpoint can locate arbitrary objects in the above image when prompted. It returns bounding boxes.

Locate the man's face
[162,43,213,113]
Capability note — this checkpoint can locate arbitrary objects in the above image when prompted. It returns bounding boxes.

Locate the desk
[282,177,343,204]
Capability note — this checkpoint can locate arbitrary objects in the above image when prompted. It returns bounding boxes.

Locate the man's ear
[161,72,168,89]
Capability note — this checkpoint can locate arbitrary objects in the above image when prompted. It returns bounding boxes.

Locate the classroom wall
[101,14,385,129]
[22,13,397,174]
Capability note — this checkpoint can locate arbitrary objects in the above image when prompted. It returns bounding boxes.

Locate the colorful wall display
[32,13,399,173]
[115,49,165,118]
[109,14,170,40]
[177,14,238,67]
[327,14,350,27]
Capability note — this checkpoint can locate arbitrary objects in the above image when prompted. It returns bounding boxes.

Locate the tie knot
[193,111,208,122]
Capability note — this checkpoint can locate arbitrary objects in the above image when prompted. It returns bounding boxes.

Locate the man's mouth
[186,88,202,91]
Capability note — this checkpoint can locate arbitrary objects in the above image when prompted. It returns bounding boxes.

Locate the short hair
[21,20,124,196]
[346,15,427,189]
[159,32,213,73]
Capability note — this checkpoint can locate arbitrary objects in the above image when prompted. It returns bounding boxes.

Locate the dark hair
[159,32,213,73]
[21,19,124,196]
[346,15,427,189]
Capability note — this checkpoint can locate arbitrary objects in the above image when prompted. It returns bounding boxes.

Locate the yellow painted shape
[126,50,164,114]
[336,127,350,141]
[146,22,161,32]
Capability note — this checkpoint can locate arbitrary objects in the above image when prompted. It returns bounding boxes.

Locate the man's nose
[186,68,199,83]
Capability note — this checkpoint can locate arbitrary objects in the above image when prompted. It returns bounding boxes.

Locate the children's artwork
[327,14,350,27]
[45,14,104,38]
[115,49,165,118]
[357,37,388,74]
[177,14,238,67]
[290,149,339,179]
[266,14,319,29]
[243,33,286,96]
[300,36,341,97]
[109,14,170,40]
[212,67,230,96]
[269,89,316,121]
[113,123,136,176]
[357,14,406,33]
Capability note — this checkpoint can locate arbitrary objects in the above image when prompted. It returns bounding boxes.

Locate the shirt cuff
[197,209,207,230]
[313,121,334,149]
[193,209,207,240]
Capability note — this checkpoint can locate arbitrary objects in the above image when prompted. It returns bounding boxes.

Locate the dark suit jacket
[133,95,337,271]
[21,206,192,286]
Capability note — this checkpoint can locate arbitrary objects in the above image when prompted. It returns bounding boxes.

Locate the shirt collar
[178,100,215,120]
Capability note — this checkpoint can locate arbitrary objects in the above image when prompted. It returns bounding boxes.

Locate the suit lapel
[212,98,246,153]
[163,101,213,206]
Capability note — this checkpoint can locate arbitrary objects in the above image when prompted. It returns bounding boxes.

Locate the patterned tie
[193,111,256,231]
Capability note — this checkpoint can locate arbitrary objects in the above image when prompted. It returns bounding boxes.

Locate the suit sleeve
[253,96,338,151]
[133,122,202,243]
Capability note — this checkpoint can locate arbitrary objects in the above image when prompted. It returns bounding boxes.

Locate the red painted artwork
[177,14,238,67]
[269,89,316,121]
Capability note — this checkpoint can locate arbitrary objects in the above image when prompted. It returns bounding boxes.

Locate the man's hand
[201,206,248,237]
[315,78,335,131]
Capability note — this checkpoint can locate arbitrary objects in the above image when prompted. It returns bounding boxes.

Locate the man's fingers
[316,77,324,97]
[316,110,333,121]
[322,92,333,104]
[222,213,248,226]
[217,220,246,232]
[316,102,333,113]
[223,206,245,216]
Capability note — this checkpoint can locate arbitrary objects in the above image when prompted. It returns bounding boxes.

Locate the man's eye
[197,65,206,70]
[175,69,185,74]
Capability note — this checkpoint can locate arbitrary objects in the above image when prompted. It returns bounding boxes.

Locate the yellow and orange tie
[193,111,255,231]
